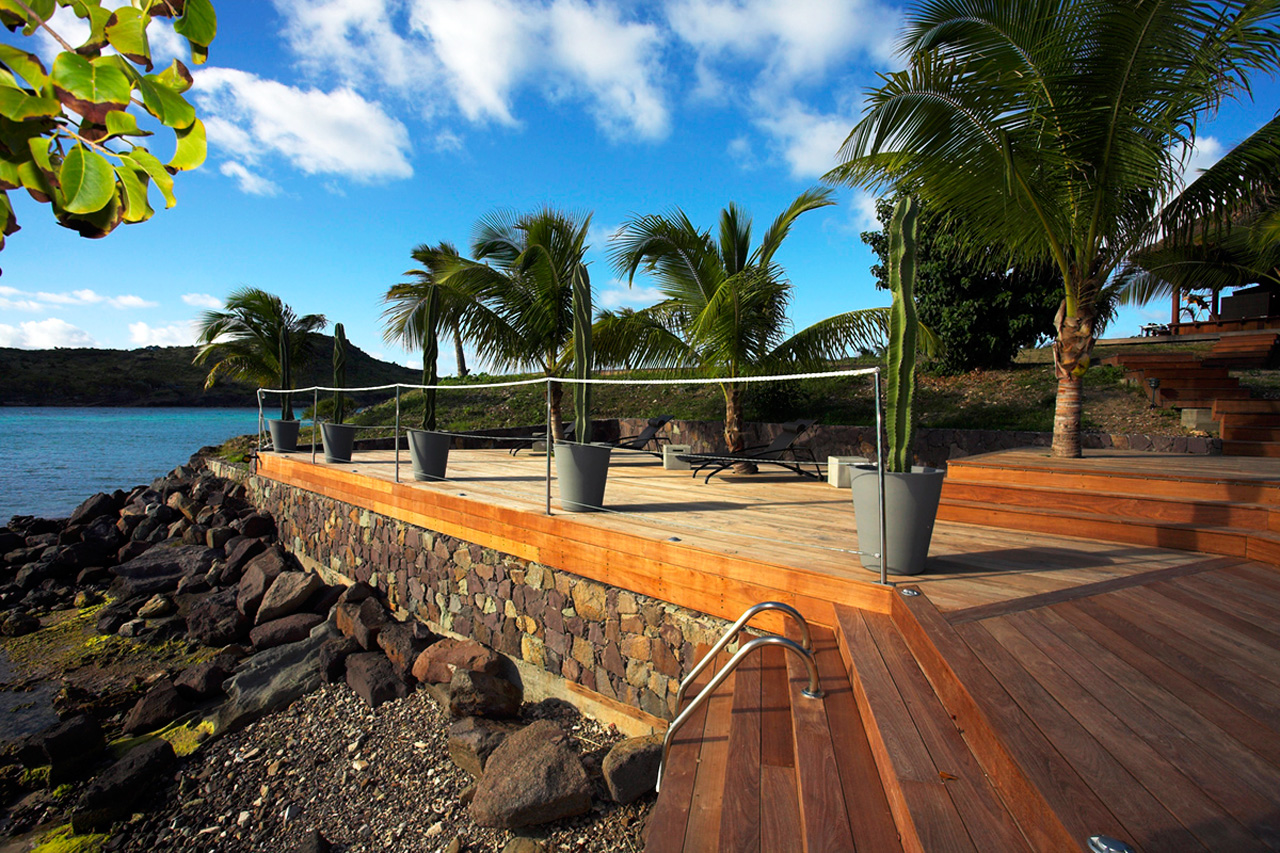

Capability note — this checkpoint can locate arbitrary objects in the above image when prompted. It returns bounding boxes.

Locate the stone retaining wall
[217,465,729,722]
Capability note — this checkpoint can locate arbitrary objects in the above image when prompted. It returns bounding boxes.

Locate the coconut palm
[825,0,1280,457]
[602,188,894,457]
[438,207,592,441]
[193,288,327,420]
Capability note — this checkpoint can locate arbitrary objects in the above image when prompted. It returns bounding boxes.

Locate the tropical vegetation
[193,287,327,420]
[826,0,1280,457]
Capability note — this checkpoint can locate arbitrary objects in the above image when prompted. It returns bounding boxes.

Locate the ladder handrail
[656,634,822,792]
[675,601,812,709]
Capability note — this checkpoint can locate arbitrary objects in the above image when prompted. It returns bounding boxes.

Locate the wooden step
[1222,426,1280,442]
[1213,399,1280,415]
[1223,440,1280,458]
[1146,376,1240,389]
[940,480,1270,530]
[1160,387,1250,402]
[1123,367,1231,381]
[1220,412,1280,429]
[835,606,1034,853]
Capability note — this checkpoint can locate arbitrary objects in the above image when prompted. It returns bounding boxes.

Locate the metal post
[545,379,553,515]
[394,385,401,483]
[873,369,888,586]
[256,389,264,453]
[311,388,318,464]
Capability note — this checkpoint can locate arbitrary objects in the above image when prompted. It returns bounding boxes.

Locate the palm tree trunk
[723,382,757,474]
[453,325,468,379]
[548,379,564,442]
[1050,300,1095,458]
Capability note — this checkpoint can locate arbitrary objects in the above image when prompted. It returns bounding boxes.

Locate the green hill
[0,337,421,407]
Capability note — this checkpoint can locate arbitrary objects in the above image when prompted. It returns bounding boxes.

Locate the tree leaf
[26,134,56,185]
[134,72,195,128]
[17,158,52,202]
[0,191,18,249]
[105,7,152,70]
[0,154,20,190]
[124,146,174,207]
[0,84,60,121]
[104,109,151,140]
[68,0,112,52]
[173,0,215,49]
[167,116,204,171]
[114,160,153,223]
[0,43,48,90]
[59,143,115,214]
[50,52,130,124]
[0,0,55,36]
[56,185,122,238]
[153,58,192,93]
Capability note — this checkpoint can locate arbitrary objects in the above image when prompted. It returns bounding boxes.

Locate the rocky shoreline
[1,455,657,852]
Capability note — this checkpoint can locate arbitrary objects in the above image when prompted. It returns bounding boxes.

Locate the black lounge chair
[510,422,574,455]
[609,415,673,457]
[681,419,821,483]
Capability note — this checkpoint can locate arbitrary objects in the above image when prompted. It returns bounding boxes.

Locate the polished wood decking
[257,446,1280,852]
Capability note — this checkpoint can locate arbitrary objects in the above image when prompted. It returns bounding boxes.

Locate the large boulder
[69,492,117,526]
[317,635,361,684]
[335,597,388,650]
[185,588,249,646]
[448,717,516,778]
[376,621,437,681]
[413,638,506,685]
[448,669,521,719]
[111,543,215,599]
[218,621,337,732]
[71,739,176,833]
[602,735,662,804]
[122,680,189,734]
[18,715,105,784]
[256,571,322,624]
[345,652,410,708]
[469,720,592,828]
[219,536,265,583]
[237,546,290,617]
[250,612,324,650]
[174,657,234,700]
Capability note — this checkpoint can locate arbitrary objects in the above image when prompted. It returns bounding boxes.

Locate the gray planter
[555,442,612,513]
[321,423,358,464]
[850,464,945,576]
[407,428,451,481]
[267,419,300,453]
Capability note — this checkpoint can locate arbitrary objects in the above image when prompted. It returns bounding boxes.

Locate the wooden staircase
[1103,333,1280,456]
[937,453,1280,566]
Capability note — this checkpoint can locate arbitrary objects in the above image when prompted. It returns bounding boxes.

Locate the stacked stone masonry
[241,475,730,720]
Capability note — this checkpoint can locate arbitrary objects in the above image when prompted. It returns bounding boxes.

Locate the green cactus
[571,263,593,444]
[885,196,920,473]
[332,323,348,425]
[421,285,441,431]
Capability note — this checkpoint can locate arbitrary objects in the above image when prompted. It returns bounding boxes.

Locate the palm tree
[193,288,327,420]
[602,188,892,458]
[825,0,1280,457]
[440,207,592,441]
[382,242,486,430]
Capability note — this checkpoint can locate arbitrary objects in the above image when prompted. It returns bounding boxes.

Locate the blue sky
[0,0,1276,377]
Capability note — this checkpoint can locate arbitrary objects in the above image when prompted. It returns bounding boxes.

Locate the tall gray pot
[321,422,358,464]
[850,464,945,576]
[407,428,451,481]
[555,442,612,513]
[267,419,300,453]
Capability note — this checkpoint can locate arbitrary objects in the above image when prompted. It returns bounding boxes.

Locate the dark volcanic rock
[469,720,592,828]
[376,620,437,680]
[71,739,176,833]
[69,492,117,526]
[174,658,234,699]
[238,512,275,539]
[412,638,506,685]
[218,621,338,732]
[250,612,324,650]
[448,716,516,778]
[256,570,322,624]
[122,680,189,734]
[186,588,248,646]
[344,652,410,709]
[317,635,360,684]
[297,829,332,853]
[116,540,152,564]
[335,597,388,650]
[237,546,289,617]
[18,715,105,783]
[1,610,40,636]
[111,543,216,599]
[602,735,662,804]
[221,536,265,581]
[336,581,376,605]
[448,669,522,719]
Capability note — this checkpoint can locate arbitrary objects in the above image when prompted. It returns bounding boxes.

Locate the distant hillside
[0,337,421,407]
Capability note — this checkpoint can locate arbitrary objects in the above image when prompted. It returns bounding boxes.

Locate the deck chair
[510,422,574,455]
[681,419,821,483]
[608,415,673,457]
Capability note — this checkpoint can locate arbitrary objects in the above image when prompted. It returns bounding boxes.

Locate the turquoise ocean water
[0,407,260,523]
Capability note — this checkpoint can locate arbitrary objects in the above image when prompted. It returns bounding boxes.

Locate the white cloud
[111,294,159,309]
[598,282,664,310]
[182,293,225,309]
[1177,136,1225,188]
[0,296,44,311]
[7,287,156,309]
[0,318,96,349]
[129,321,199,347]
[193,67,414,182]
[753,98,856,178]
[220,161,282,196]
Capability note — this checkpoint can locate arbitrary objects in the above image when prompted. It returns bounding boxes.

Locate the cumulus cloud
[2,287,156,309]
[752,98,856,178]
[598,282,664,310]
[0,318,96,349]
[193,67,414,183]
[220,162,282,196]
[1177,136,1225,188]
[129,321,199,347]
[0,285,44,312]
[182,293,225,309]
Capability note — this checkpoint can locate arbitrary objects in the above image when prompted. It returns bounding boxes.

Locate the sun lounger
[510,422,574,455]
[680,419,822,483]
[608,415,673,457]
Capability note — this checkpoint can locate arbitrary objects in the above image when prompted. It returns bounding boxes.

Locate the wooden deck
[257,445,1280,852]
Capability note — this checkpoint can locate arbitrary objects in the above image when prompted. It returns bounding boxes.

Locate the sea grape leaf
[50,53,130,124]
[124,147,174,207]
[114,160,153,223]
[70,2,112,52]
[167,116,204,171]
[59,143,115,213]
[135,71,195,128]
[104,109,151,140]
[0,44,48,90]
[0,191,18,246]
[105,7,152,70]
[0,155,20,189]
[57,185,122,237]
[5,0,55,36]
[0,85,60,121]
[16,157,52,202]
[173,0,214,48]
[153,58,192,93]
[26,134,56,184]
[144,0,185,19]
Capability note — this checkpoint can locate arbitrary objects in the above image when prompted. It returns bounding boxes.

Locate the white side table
[664,444,692,471]
[828,455,869,488]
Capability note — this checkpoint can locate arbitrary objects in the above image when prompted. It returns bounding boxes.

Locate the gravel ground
[109,684,651,853]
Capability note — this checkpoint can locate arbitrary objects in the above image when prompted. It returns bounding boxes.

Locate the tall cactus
[421,285,441,431]
[571,263,593,444]
[332,323,348,425]
[885,196,920,473]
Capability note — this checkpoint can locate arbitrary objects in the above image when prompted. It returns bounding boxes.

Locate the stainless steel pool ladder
[656,601,823,792]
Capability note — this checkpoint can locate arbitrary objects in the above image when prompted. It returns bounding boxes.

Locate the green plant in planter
[571,262,593,443]
[332,323,348,424]
[885,195,920,473]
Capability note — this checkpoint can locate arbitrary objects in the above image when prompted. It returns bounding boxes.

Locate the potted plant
[321,324,359,463]
[850,196,945,575]
[555,262,612,512]
[407,284,452,481]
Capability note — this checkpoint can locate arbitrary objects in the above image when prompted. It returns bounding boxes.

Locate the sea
[0,407,261,523]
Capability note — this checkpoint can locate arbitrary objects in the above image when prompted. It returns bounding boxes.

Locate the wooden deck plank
[644,647,715,853]
[759,645,794,769]
[1146,578,1280,650]
[1181,569,1280,628]
[760,765,803,853]
[719,648,762,853]
[682,667,736,851]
